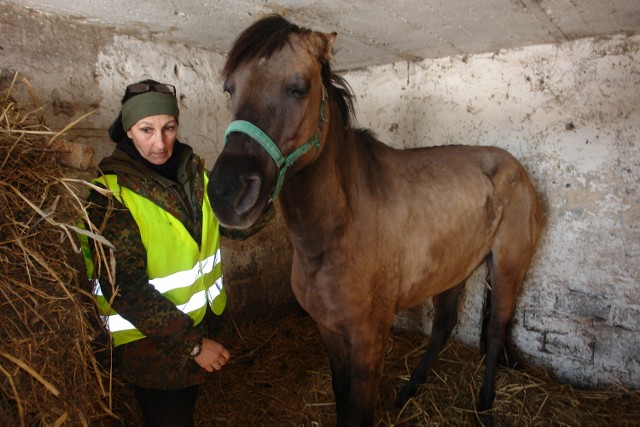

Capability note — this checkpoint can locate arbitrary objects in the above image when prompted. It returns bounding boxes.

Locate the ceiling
[7,0,640,70]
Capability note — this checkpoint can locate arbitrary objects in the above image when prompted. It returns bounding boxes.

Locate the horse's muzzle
[208,158,272,230]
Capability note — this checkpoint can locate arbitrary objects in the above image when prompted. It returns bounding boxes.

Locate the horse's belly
[394,230,493,311]
[396,267,475,311]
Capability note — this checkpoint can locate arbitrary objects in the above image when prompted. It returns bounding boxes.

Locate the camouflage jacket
[87,141,222,389]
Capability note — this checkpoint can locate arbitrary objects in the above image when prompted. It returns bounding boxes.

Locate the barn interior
[1,1,639,425]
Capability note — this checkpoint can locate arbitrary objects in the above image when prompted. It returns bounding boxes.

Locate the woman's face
[126,114,178,165]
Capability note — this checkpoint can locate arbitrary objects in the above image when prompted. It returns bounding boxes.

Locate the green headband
[121,91,180,131]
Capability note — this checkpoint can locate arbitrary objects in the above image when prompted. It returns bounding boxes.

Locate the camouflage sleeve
[87,189,202,354]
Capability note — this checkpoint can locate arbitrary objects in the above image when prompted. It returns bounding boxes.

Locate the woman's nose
[153,129,166,147]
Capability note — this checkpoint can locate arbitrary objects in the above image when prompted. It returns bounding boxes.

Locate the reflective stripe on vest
[93,276,223,333]
[91,173,225,346]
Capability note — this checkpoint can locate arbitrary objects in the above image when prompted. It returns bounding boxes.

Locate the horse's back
[343,136,541,306]
[387,142,526,182]
[351,130,525,181]
[355,137,534,211]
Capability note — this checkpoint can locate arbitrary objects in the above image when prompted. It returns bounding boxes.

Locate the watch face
[190,343,201,357]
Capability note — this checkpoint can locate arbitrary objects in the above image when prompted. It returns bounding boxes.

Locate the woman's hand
[194,338,230,372]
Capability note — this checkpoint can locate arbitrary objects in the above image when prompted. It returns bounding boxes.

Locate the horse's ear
[310,31,337,62]
[323,32,337,61]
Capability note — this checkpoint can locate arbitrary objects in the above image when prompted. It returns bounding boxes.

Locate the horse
[208,14,543,427]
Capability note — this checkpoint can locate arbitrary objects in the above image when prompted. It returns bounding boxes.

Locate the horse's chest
[289,247,395,321]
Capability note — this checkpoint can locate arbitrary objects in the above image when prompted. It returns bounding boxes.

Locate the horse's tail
[480,269,492,356]
[479,267,520,369]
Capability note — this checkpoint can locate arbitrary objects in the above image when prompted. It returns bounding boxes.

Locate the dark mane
[223,14,356,129]
[323,63,356,131]
[222,15,306,80]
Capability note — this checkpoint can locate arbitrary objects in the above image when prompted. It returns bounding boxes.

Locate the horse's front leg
[318,324,387,427]
[317,324,351,423]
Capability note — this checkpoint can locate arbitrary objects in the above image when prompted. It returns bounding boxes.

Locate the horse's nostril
[235,174,261,215]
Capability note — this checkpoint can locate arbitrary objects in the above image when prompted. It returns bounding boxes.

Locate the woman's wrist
[189,336,203,358]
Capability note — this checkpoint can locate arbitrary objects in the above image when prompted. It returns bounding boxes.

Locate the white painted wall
[346,35,640,388]
[3,5,638,389]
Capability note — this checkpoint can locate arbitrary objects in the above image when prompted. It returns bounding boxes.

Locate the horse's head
[208,15,336,229]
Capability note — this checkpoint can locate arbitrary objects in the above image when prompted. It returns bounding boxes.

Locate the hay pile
[0,73,122,426]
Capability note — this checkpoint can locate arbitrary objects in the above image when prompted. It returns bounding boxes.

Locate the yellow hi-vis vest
[90,173,226,347]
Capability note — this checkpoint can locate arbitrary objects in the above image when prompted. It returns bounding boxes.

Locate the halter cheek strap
[224,86,327,201]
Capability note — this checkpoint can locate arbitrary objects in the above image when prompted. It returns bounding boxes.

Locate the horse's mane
[223,14,356,129]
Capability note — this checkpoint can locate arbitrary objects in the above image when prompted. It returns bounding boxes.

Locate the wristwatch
[189,339,202,358]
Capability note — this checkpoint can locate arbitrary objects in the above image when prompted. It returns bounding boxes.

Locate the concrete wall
[2,4,638,388]
[348,35,640,388]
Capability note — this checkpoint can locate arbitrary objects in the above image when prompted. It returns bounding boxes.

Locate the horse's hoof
[395,385,416,409]
[476,411,495,427]
[475,400,495,426]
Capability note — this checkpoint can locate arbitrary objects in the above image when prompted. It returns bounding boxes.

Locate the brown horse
[208,15,542,427]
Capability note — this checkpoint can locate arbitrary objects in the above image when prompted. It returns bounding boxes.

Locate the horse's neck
[279,116,352,242]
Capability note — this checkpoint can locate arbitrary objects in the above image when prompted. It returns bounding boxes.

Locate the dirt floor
[180,311,639,427]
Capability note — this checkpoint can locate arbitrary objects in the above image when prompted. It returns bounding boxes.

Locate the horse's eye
[286,84,309,99]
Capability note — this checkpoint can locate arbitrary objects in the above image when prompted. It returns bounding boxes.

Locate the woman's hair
[108,79,167,143]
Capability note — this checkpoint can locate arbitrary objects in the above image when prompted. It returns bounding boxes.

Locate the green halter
[224,87,327,201]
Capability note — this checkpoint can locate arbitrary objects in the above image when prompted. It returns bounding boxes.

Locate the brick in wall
[543,330,596,362]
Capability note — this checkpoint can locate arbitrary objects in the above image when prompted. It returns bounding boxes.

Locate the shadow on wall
[221,210,301,321]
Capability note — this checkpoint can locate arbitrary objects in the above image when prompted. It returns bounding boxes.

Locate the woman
[85,79,229,427]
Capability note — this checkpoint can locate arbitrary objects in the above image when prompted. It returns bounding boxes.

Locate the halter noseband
[223,86,327,201]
